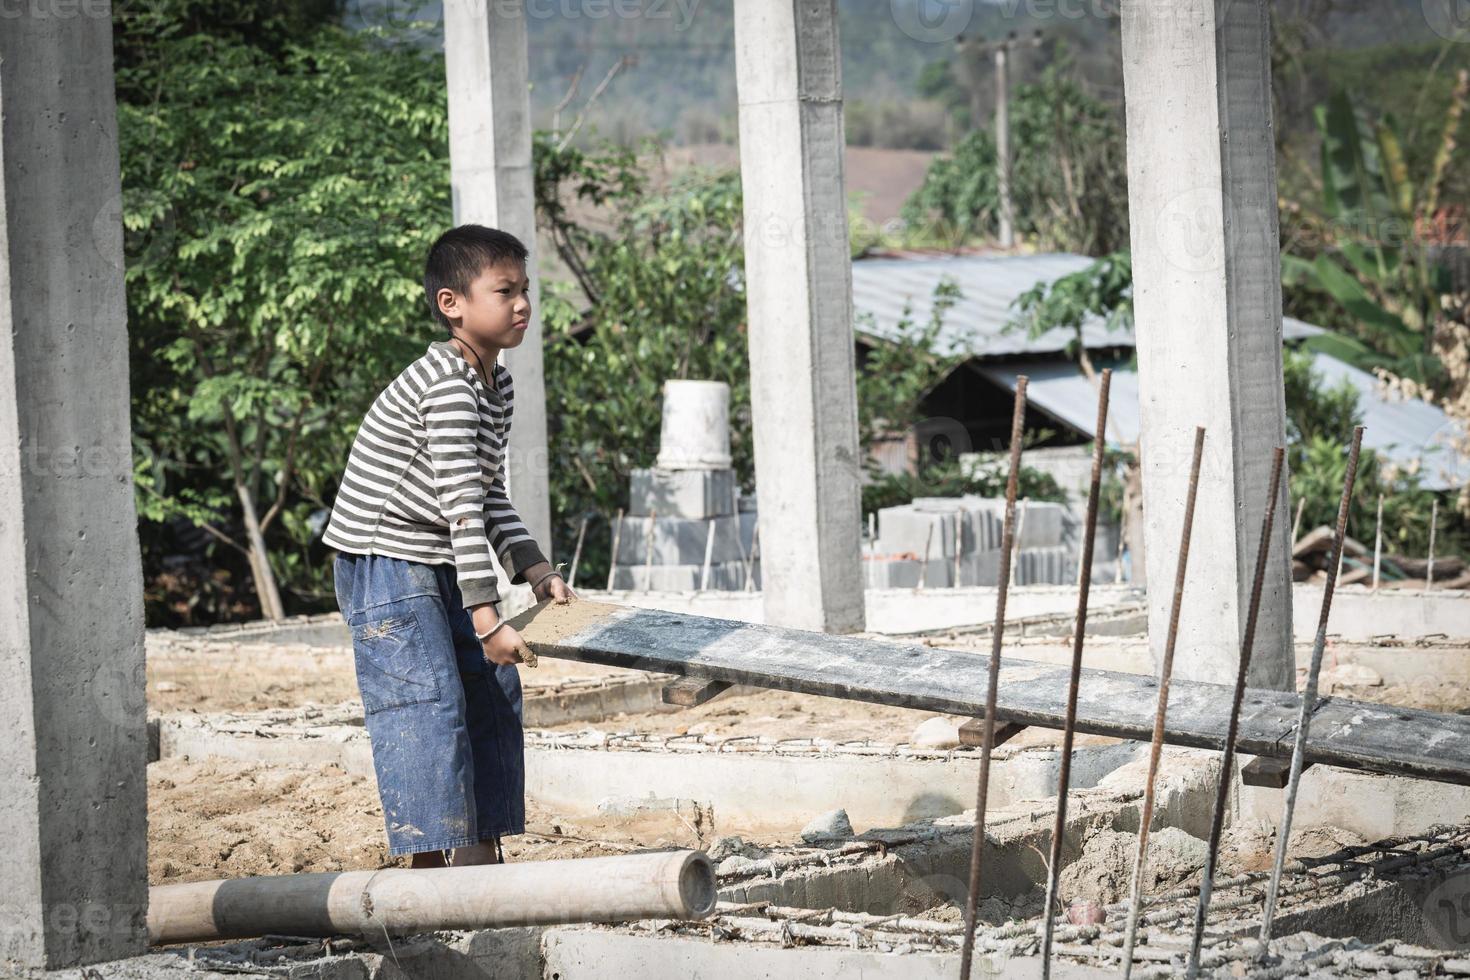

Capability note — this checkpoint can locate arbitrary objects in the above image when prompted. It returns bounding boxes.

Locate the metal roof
[850,252,1323,356]
[977,355,1468,492]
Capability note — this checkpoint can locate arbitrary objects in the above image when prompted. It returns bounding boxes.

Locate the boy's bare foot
[448,841,503,866]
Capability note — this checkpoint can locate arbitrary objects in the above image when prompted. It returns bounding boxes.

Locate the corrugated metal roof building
[851,252,1466,492]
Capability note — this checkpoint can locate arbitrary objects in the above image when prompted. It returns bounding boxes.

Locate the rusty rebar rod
[1119,425,1205,979]
[1185,446,1287,977]
[1260,426,1365,944]
[1039,370,1112,979]
[959,376,1028,980]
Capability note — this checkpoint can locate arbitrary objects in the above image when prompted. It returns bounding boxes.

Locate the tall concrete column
[734,0,865,634]
[0,6,149,970]
[1121,0,1293,689]
[443,0,553,557]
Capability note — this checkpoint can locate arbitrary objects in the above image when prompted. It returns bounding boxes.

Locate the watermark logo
[1153,186,1229,275]
[1423,0,1470,42]
[1424,870,1470,948]
[891,0,974,43]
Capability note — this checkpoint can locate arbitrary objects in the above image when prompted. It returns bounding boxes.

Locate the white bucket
[656,380,732,470]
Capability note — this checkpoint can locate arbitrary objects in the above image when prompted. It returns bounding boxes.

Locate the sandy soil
[146,641,636,715]
[149,756,705,886]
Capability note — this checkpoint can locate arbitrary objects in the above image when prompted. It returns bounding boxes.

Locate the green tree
[535,136,963,587]
[1284,80,1467,385]
[901,65,1129,255]
[119,22,449,619]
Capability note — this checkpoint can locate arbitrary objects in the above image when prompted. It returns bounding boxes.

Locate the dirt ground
[145,628,1469,889]
[149,756,714,886]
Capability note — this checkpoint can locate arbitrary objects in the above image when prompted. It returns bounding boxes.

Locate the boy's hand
[537,574,577,605]
[482,623,535,667]
[524,562,577,605]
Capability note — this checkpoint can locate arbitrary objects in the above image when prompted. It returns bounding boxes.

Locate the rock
[799,808,854,843]
[715,855,764,877]
[1059,827,1206,905]
[1148,827,1208,882]
[155,681,180,692]
[707,835,768,863]
[911,716,964,749]
[1323,663,1382,688]
[1066,899,1106,925]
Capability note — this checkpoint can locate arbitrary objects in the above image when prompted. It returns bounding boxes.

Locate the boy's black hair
[424,224,529,330]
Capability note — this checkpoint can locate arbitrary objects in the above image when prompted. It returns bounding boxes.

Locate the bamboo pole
[1429,497,1439,590]
[919,522,934,590]
[642,510,657,593]
[699,519,717,591]
[148,851,715,945]
[568,514,589,590]
[1372,494,1383,591]
[606,508,624,592]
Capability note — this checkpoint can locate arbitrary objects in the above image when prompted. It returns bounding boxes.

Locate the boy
[324,224,575,868]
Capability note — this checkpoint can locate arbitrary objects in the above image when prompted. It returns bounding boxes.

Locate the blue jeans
[333,553,525,855]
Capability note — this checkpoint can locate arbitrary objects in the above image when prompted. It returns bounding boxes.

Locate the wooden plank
[509,600,1470,787]
[1240,755,1306,789]
[662,677,733,708]
[957,717,1027,748]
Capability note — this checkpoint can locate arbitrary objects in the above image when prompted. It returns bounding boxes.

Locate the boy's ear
[436,287,460,323]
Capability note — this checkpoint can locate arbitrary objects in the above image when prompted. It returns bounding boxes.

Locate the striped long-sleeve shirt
[324,340,547,608]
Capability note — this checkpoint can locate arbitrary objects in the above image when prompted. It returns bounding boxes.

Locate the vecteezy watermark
[2,441,134,479]
[0,0,110,18]
[522,0,702,30]
[92,193,177,274]
[349,0,442,40]
[1424,869,1470,949]
[1423,0,1470,42]
[890,0,975,43]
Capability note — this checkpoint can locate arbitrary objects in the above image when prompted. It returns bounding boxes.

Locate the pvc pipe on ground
[148,850,715,945]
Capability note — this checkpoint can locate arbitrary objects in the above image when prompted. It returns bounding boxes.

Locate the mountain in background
[343,0,1456,150]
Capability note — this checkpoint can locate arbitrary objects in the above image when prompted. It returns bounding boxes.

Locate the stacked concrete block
[629,467,737,521]
[611,561,756,592]
[614,513,752,565]
[865,496,1076,588]
[863,557,953,589]
[611,381,759,592]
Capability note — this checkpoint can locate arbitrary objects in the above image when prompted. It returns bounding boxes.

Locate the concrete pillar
[0,6,149,970]
[443,0,553,556]
[734,0,865,633]
[1121,0,1293,689]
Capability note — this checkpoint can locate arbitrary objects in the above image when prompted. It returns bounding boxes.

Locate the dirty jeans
[333,552,525,855]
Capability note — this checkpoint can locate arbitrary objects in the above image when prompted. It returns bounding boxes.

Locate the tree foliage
[535,136,962,588]
[901,64,1129,255]
[118,16,450,621]
[1284,81,1467,385]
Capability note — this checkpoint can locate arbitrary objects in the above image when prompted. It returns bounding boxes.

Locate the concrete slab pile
[611,381,761,591]
[866,497,1075,588]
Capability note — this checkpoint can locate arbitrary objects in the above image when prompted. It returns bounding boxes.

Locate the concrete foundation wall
[1239,762,1470,841]
[542,929,1115,980]
[155,715,1143,833]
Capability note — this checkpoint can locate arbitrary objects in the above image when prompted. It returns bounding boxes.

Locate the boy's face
[437,260,531,350]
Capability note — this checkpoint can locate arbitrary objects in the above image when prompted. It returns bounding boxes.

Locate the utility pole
[995,39,1012,249]
[955,31,1042,251]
